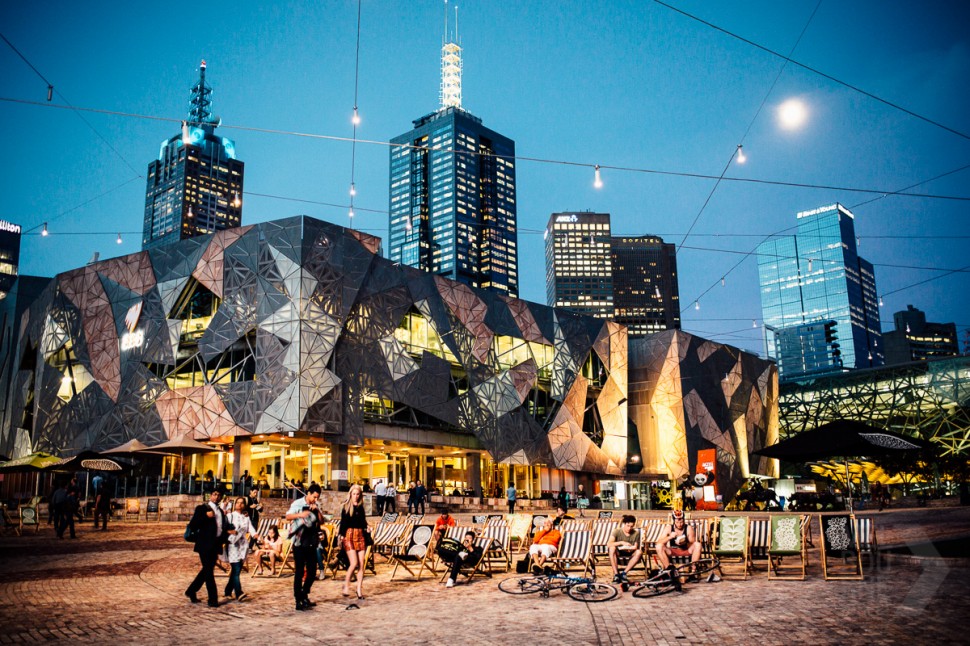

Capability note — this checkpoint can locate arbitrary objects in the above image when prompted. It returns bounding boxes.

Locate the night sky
[2,0,968,356]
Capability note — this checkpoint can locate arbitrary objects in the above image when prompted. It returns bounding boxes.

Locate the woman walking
[338,484,370,600]
[224,497,256,601]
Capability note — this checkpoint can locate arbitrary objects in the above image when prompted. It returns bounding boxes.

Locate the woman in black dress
[338,483,369,599]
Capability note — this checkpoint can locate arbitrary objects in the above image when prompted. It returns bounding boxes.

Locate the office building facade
[143,61,244,250]
[883,305,959,365]
[387,33,517,296]
[756,203,882,380]
[545,212,680,338]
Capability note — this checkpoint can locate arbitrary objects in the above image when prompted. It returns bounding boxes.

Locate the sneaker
[612,574,622,584]
[236,593,248,602]
[445,579,455,588]
[619,572,629,582]
[531,565,541,575]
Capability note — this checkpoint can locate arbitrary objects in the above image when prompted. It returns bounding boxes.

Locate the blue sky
[2,0,968,356]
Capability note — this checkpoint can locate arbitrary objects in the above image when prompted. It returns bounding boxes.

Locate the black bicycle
[628,558,721,598]
[499,572,618,602]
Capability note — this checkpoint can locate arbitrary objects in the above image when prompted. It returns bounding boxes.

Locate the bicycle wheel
[566,581,618,603]
[632,578,679,598]
[499,576,547,595]
[681,558,720,579]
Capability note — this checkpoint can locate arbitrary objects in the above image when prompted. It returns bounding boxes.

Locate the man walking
[506,483,517,514]
[286,483,323,611]
[185,490,230,608]
[374,479,387,516]
[414,480,427,515]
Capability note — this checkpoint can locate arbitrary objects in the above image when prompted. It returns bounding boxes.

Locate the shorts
[529,544,557,559]
[343,528,366,552]
[668,547,692,557]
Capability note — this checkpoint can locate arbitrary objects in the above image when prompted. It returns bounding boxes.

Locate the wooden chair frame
[820,514,863,581]
[712,515,750,580]
[767,514,808,580]
[389,524,436,581]
[545,529,593,578]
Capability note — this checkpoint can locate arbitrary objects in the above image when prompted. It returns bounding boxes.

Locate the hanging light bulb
[721,276,726,287]
[47,85,54,102]
[349,183,357,197]
[906,323,911,334]
[348,206,355,219]
[735,144,746,164]
[593,165,603,189]
[856,236,861,247]
[116,233,123,245]
[807,258,813,272]
[42,222,49,237]
[187,206,194,218]
[654,285,661,299]
[232,192,241,208]
[879,296,884,307]
[694,300,700,311]
[352,106,361,125]
[752,319,758,328]
[868,351,873,361]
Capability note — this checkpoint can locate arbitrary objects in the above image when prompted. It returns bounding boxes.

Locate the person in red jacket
[529,518,561,573]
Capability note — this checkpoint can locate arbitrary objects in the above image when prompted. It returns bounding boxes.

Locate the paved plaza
[1,506,968,645]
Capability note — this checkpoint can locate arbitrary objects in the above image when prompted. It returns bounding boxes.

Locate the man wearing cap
[656,509,701,570]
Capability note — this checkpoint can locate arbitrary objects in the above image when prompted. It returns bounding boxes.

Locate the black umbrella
[755,420,930,509]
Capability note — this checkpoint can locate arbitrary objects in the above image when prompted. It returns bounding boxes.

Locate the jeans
[225,561,243,598]
[293,543,318,602]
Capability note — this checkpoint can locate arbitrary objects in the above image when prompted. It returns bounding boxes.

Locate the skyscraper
[756,203,882,380]
[882,305,959,365]
[142,61,244,250]
[544,212,680,337]
[387,30,517,295]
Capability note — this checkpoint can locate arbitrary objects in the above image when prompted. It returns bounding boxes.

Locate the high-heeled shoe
[356,592,365,600]
[341,589,350,598]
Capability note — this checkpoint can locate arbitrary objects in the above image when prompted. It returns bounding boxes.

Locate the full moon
[778,98,808,129]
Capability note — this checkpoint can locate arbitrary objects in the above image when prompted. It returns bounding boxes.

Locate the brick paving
[0,507,967,644]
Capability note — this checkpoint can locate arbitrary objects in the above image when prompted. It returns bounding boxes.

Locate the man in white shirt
[374,479,387,516]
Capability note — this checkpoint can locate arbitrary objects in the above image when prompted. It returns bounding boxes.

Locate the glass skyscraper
[544,212,680,337]
[756,203,882,380]
[142,61,244,250]
[387,35,517,296]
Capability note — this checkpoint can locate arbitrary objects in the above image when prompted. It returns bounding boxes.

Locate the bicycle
[626,557,721,598]
[498,571,618,602]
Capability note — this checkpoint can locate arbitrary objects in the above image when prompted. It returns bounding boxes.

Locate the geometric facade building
[779,355,970,458]
[1,216,627,487]
[143,61,244,250]
[545,211,680,338]
[757,203,882,380]
[628,330,779,504]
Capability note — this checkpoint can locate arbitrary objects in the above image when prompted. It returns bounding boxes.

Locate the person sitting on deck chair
[608,514,643,583]
[529,519,561,574]
[445,531,485,588]
[656,509,701,572]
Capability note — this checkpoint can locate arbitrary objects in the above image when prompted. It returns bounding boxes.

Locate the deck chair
[639,518,669,570]
[853,517,879,566]
[2,507,20,536]
[146,497,161,521]
[820,515,863,580]
[481,523,512,572]
[747,518,770,572]
[767,514,808,580]
[525,514,549,550]
[19,505,40,534]
[800,515,814,548]
[712,515,749,580]
[471,515,488,524]
[597,510,614,519]
[406,513,424,524]
[381,512,399,523]
[485,514,505,525]
[557,519,591,532]
[389,524,436,580]
[124,498,140,522]
[370,520,413,565]
[546,529,593,577]
[439,535,495,584]
[590,519,620,568]
[275,538,296,578]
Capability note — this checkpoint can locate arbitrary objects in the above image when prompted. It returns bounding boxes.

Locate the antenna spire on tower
[188,60,213,125]
[439,1,462,109]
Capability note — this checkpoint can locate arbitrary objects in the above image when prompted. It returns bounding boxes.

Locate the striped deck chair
[639,518,669,569]
[389,524,436,580]
[557,519,591,532]
[471,515,488,524]
[381,512,400,523]
[485,514,506,525]
[747,518,770,571]
[590,519,620,568]
[820,514,863,580]
[482,523,512,572]
[275,538,295,578]
[424,525,475,576]
[406,513,425,524]
[439,535,495,584]
[767,514,808,580]
[852,517,878,566]
[545,529,593,577]
[800,515,814,548]
[597,510,614,519]
[713,515,749,580]
[369,520,413,570]
[525,514,549,550]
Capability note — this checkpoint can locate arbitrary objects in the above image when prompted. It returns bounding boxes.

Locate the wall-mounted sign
[555,214,579,224]
[331,469,348,481]
[0,220,22,234]
[124,302,143,332]
[120,330,144,351]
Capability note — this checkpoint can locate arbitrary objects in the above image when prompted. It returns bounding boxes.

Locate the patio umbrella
[102,439,154,455]
[0,451,61,472]
[139,436,218,479]
[755,420,930,509]
[80,459,124,472]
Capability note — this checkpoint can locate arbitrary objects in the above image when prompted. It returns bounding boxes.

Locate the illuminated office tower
[387,26,517,295]
[756,203,882,380]
[143,61,244,250]
[882,305,959,365]
[611,235,680,336]
[545,213,680,336]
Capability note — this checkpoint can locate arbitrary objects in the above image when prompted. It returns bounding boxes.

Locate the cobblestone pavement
[1,506,967,644]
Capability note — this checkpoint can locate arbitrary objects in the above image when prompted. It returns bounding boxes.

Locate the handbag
[184,522,198,543]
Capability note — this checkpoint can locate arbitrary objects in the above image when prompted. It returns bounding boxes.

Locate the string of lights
[348,0,363,223]
[652,0,970,142]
